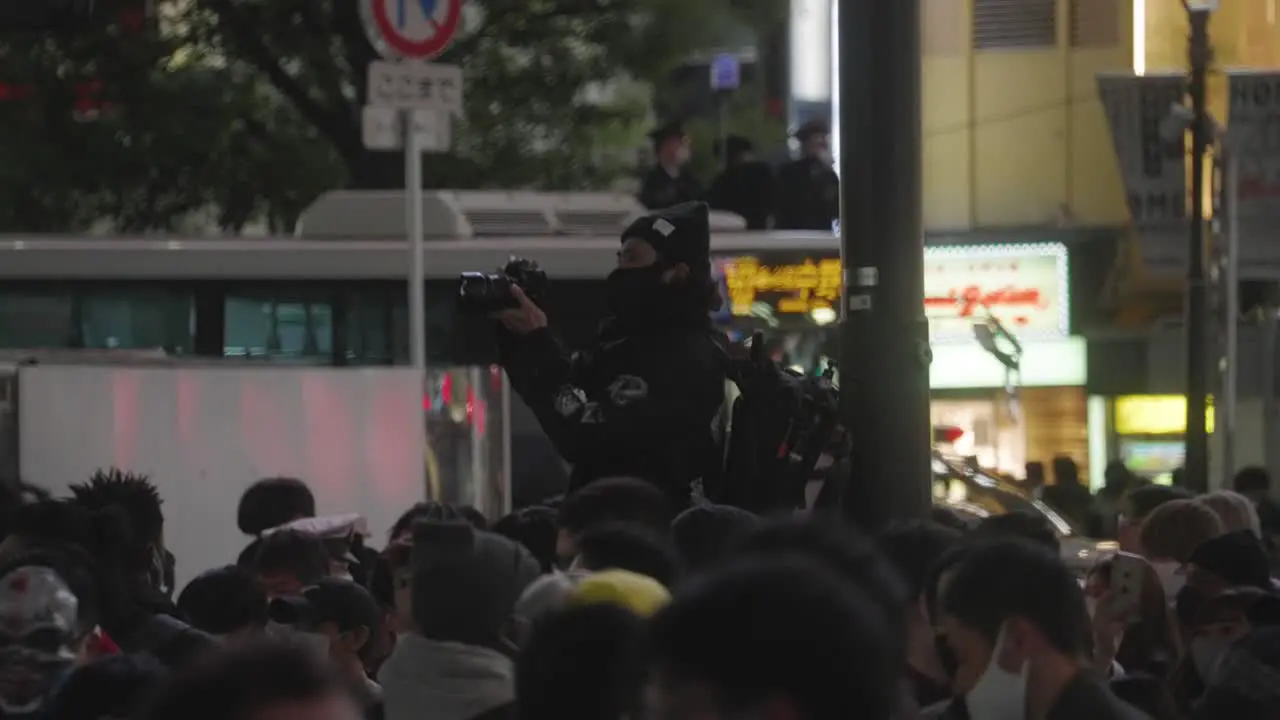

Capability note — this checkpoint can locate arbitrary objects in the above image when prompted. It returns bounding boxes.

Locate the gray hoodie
[379,635,514,720]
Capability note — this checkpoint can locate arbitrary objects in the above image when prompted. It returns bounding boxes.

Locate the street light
[1161,102,1239,486]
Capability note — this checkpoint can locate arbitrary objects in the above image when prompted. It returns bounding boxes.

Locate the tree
[193,0,757,190]
[0,3,343,233]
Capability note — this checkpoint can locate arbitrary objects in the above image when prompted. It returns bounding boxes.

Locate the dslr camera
[457,257,548,314]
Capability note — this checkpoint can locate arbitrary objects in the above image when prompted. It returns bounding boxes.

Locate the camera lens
[457,272,515,314]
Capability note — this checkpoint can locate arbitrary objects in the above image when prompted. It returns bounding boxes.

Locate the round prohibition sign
[366,0,464,60]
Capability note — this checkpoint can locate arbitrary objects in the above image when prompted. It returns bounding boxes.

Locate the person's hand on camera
[490,286,547,336]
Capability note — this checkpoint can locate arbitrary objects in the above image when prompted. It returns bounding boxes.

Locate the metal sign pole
[1223,148,1239,483]
[405,110,427,370]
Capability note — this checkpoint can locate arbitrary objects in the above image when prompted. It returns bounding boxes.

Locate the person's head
[1170,466,1187,487]
[613,202,716,320]
[268,577,381,675]
[45,653,168,720]
[1023,461,1046,488]
[567,569,672,618]
[142,638,358,720]
[253,529,331,598]
[1185,530,1273,600]
[491,505,559,573]
[574,522,681,587]
[938,540,1091,716]
[516,602,648,720]
[388,501,485,544]
[722,135,753,166]
[69,469,169,593]
[0,499,94,561]
[1233,466,1272,501]
[879,521,964,633]
[1104,460,1134,490]
[177,565,268,641]
[557,478,672,567]
[973,511,1060,554]
[650,121,690,166]
[0,547,101,715]
[1051,456,1080,488]
[1139,499,1224,567]
[408,521,541,651]
[511,570,589,644]
[1201,490,1262,537]
[794,119,831,163]
[1118,483,1191,554]
[363,553,398,671]
[648,556,901,720]
[670,503,758,570]
[237,477,315,537]
[735,518,907,653]
[1177,584,1259,676]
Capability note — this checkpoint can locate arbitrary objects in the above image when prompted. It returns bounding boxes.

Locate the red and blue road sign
[364,0,463,60]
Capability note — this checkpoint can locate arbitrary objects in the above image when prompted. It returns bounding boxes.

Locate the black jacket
[773,157,839,230]
[638,166,702,210]
[707,161,773,229]
[498,319,726,507]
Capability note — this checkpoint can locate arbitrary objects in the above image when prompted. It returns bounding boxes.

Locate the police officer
[706,135,774,229]
[774,119,840,230]
[638,121,702,210]
[492,202,726,508]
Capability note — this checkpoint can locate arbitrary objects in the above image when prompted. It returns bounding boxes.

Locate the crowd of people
[4,462,1280,720]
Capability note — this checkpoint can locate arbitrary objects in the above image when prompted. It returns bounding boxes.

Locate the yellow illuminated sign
[720,257,842,317]
[1114,395,1215,436]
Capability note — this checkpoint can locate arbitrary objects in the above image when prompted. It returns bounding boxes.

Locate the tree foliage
[0,0,775,233]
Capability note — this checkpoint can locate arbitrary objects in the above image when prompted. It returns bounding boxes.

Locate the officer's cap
[621,201,711,280]
[648,120,687,145]
[794,118,831,141]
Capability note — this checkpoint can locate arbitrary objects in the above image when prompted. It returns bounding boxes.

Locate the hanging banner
[1227,70,1280,221]
[1098,72,1188,227]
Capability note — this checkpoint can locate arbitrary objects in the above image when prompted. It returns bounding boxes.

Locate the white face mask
[965,625,1028,720]
[673,146,691,166]
[1190,636,1230,681]
[1150,561,1186,602]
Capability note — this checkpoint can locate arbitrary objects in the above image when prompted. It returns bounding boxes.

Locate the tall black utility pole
[1185,7,1211,494]
[838,0,932,530]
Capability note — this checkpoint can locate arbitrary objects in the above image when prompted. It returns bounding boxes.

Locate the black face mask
[605,265,669,320]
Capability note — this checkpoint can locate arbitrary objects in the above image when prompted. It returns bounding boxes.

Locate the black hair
[973,511,1060,554]
[236,477,315,536]
[516,602,648,720]
[1052,456,1080,487]
[877,520,964,601]
[0,481,50,542]
[735,518,906,650]
[141,638,345,720]
[1125,484,1191,521]
[939,539,1089,658]
[576,522,682,587]
[1234,466,1272,495]
[649,555,901,720]
[7,499,97,550]
[0,545,101,635]
[47,653,168,720]
[177,565,268,635]
[252,529,329,585]
[69,468,164,546]
[558,478,672,535]
[388,501,486,542]
[670,504,758,570]
[491,505,559,573]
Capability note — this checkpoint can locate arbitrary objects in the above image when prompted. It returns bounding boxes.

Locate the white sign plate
[361,106,453,153]
[367,61,463,113]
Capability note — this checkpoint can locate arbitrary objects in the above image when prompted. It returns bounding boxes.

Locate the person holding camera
[490,201,727,509]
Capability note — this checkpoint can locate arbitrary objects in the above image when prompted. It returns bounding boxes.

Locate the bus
[0,190,843,509]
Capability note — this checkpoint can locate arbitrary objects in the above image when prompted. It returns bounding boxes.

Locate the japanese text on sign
[367,61,463,113]
[720,257,842,316]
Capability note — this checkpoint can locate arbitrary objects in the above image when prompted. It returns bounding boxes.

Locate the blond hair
[1139,499,1224,564]
[1200,490,1262,538]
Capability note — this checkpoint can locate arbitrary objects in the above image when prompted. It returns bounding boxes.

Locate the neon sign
[714,243,1069,340]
